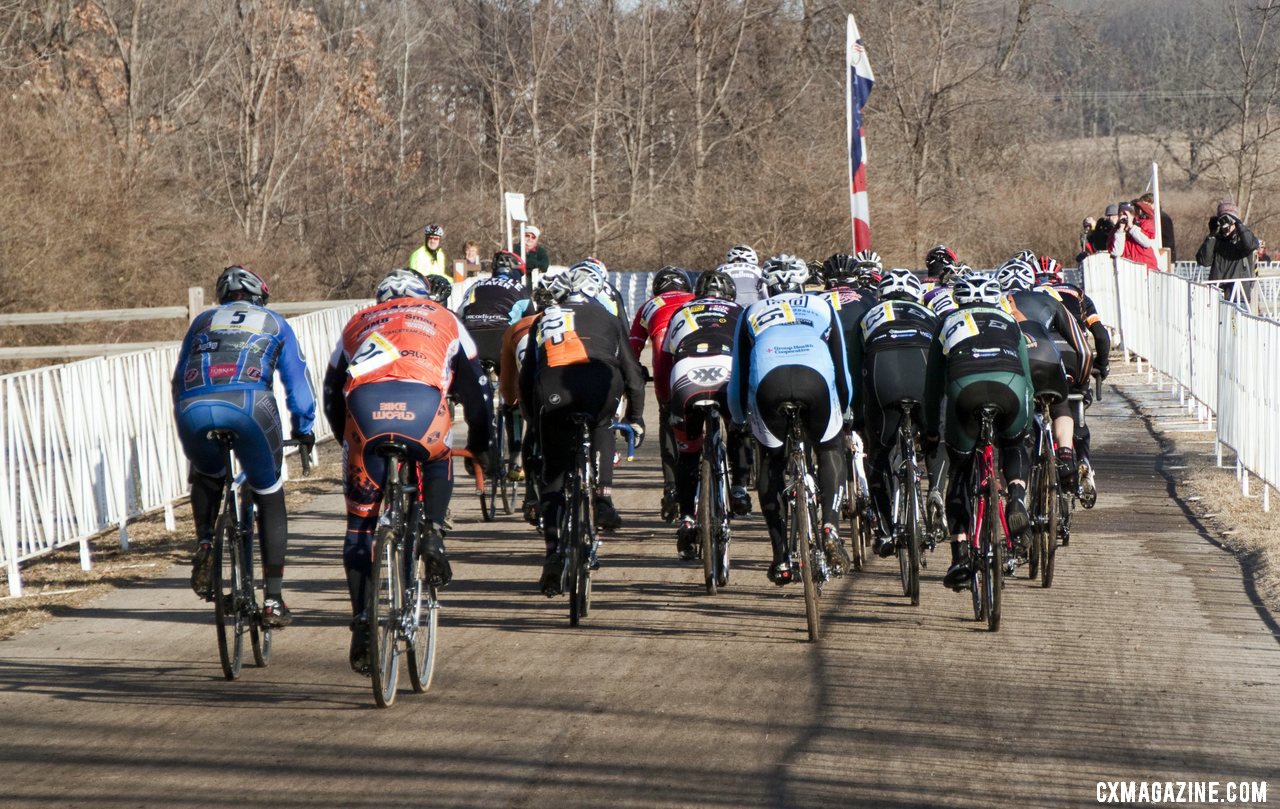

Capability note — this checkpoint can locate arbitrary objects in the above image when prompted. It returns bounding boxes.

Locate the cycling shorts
[944,371,1031,453]
[175,389,284,493]
[752,365,842,449]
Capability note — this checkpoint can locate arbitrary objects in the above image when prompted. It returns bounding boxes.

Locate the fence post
[188,286,204,323]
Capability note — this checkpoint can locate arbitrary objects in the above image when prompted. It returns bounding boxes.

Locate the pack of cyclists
[176,244,1109,666]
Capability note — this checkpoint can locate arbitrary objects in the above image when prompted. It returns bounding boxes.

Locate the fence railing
[1083,254,1278,510]
[1,302,365,596]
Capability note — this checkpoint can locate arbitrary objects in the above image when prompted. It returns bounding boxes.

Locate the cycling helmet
[854,249,883,271]
[725,244,758,266]
[581,256,608,276]
[694,269,737,301]
[424,274,453,304]
[806,258,825,284]
[952,275,1003,307]
[854,262,882,288]
[652,265,692,295]
[423,224,444,239]
[531,275,556,309]
[492,250,526,279]
[548,262,603,301]
[1013,249,1037,266]
[217,265,269,305]
[925,244,959,281]
[376,269,431,303]
[762,254,809,295]
[821,253,859,285]
[996,258,1036,292]
[955,263,977,280]
[1037,256,1064,285]
[879,268,925,303]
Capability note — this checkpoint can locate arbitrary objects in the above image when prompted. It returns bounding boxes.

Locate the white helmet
[726,244,758,266]
[854,249,883,272]
[548,262,603,302]
[878,268,925,303]
[952,275,1003,306]
[996,258,1036,292]
[376,269,431,303]
[762,254,809,295]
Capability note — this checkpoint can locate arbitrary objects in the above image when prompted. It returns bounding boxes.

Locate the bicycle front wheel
[794,480,821,642]
[407,579,439,693]
[213,511,245,681]
[368,521,404,708]
[698,454,717,595]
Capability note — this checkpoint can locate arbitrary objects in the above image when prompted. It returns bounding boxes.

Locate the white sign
[505,192,527,222]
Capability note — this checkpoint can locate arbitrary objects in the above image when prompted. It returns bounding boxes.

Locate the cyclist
[629,266,696,522]
[460,250,530,473]
[722,244,766,306]
[923,244,960,311]
[998,258,1091,496]
[322,269,491,673]
[848,268,944,558]
[821,253,880,370]
[176,265,316,628]
[661,269,751,557]
[519,263,646,594]
[926,275,1034,591]
[729,255,854,583]
[1036,256,1110,507]
[502,279,556,524]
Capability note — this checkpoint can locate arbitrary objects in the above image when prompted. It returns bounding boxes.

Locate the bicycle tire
[213,509,244,680]
[905,468,922,607]
[1042,470,1060,589]
[985,459,1003,632]
[699,453,717,595]
[368,472,404,708]
[1027,461,1043,581]
[846,483,865,572]
[795,472,821,642]
[408,578,439,693]
[480,410,502,522]
[565,466,585,626]
[242,505,270,668]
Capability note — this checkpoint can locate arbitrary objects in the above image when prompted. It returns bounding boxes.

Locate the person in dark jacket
[522,225,551,278]
[1197,201,1259,304]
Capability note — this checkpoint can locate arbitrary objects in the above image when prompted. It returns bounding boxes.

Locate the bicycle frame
[967,408,1008,631]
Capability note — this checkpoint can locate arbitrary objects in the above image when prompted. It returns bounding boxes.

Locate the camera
[1209,215,1222,235]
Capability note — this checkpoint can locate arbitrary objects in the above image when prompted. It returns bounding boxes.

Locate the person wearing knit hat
[1197,200,1259,303]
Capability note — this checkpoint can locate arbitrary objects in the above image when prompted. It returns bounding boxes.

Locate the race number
[348,332,399,378]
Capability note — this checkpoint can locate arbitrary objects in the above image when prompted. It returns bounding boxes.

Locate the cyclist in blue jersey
[729,255,854,583]
[174,266,316,627]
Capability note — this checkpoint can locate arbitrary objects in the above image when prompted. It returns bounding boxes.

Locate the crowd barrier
[1082,254,1278,510]
[1,303,365,596]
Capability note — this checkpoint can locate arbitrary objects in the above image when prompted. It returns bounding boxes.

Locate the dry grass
[0,453,341,641]
[1110,369,1280,613]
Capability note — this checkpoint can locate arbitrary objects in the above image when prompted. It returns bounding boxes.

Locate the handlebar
[283,438,313,477]
[1092,369,1104,402]
[451,448,486,492]
[611,422,637,462]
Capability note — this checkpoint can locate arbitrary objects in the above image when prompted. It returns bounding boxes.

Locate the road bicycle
[548,418,635,626]
[1027,393,1065,587]
[478,359,513,521]
[208,432,311,681]
[966,406,1010,632]
[691,400,732,595]
[841,428,871,572]
[884,400,932,606]
[778,402,832,642]
[365,442,483,708]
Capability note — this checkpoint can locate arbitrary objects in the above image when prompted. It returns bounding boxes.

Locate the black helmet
[492,250,526,278]
[652,265,692,295]
[925,244,958,280]
[694,269,737,301]
[424,274,453,304]
[217,265,269,305]
[821,253,859,288]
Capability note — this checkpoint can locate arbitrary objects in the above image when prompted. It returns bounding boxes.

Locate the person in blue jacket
[173,265,316,628]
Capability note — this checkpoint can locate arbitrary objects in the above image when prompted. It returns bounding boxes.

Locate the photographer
[1196,201,1259,304]
[1110,200,1159,270]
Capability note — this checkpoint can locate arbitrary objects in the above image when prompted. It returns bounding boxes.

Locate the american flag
[846,14,875,252]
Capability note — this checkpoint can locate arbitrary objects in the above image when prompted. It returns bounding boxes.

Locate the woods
[1,0,1277,314]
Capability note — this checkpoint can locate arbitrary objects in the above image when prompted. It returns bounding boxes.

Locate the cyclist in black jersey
[520,263,646,593]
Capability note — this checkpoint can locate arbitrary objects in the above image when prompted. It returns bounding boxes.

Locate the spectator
[1255,239,1271,263]
[461,241,483,280]
[1197,201,1260,303]
[409,224,449,279]
[1085,205,1118,256]
[1111,201,1158,270]
[1076,217,1096,261]
[522,225,550,279]
[1138,192,1176,263]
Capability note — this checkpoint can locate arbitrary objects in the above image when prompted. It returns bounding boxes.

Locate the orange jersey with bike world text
[336,299,477,395]
[500,313,537,405]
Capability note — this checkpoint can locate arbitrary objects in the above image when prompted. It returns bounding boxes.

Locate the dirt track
[2,385,1278,808]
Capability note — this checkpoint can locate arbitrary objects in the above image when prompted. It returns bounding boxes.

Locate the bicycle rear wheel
[984,472,1003,632]
[213,510,244,680]
[795,478,821,642]
[699,454,717,595]
[369,521,404,707]
[480,409,503,522]
[905,474,922,606]
[407,579,439,693]
[1042,475,1060,589]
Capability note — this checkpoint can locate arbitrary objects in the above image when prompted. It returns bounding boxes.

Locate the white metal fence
[1082,254,1279,510]
[1,303,365,596]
